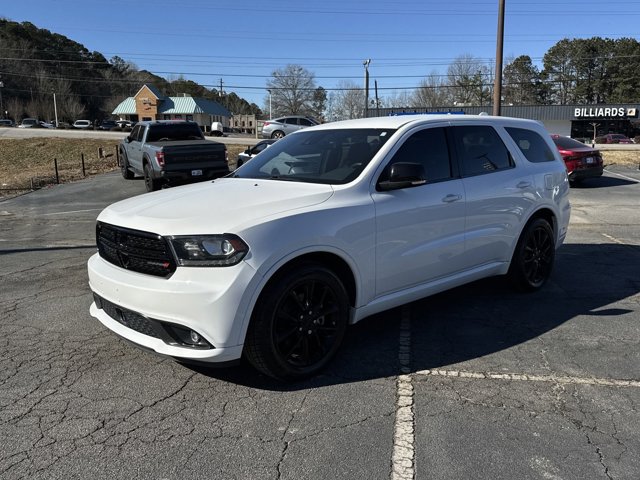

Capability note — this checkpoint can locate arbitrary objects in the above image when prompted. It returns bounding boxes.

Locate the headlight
[169,234,248,267]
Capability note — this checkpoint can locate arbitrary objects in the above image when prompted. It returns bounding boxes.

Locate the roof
[311,114,543,132]
[111,96,231,117]
[159,97,231,116]
[134,83,164,100]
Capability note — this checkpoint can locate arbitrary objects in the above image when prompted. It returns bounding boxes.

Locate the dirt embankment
[0,138,246,196]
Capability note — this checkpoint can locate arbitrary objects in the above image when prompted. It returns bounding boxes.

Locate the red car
[600,133,633,144]
[551,135,603,184]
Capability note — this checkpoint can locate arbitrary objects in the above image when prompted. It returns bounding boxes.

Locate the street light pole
[267,89,272,118]
[0,80,4,119]
[493,0,506,116]
[363,59,371,118]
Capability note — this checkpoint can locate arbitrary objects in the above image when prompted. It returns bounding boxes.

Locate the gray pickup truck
[119,120,229,191]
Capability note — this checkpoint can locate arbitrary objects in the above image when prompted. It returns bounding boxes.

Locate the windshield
[233,128,395,184]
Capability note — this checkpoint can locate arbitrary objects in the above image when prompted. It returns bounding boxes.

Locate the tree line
[0,19,261,123]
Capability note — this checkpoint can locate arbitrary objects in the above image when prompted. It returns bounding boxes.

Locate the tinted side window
[283,118,298,125]
[130,125,142,142]
[299,118,314,126]
[452,125,513,176]
[381,127,452,183]
[505,127,555,163]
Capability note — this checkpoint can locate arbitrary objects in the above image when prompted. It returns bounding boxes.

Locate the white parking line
[41,208,103,216]
[415,369,640,388]
[392,306,415,480]
[604,168,640,183]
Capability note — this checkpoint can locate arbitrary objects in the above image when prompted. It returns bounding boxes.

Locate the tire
[120,151,134,179]
[508,217,555,291]
[143,163,160,192]
[271,130,285,139]
[244,263,349,381]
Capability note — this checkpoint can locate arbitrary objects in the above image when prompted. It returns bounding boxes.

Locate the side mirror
[377,162,427,191]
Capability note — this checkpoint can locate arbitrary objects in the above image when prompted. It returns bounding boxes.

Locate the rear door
[450,123,536,267]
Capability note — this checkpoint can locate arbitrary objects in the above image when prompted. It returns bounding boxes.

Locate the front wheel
[244,264,349,381]
[508,218,555,291]
[120,151,134,179]
[143,163,160,192]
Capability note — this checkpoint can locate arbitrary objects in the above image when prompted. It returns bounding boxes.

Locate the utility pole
[53,92,59,127]
[493,0,505,116]
[363,59,371,118]
[0,80,4,118]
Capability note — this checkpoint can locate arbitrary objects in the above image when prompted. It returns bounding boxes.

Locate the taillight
[263,122,270,127]
[155,151,165,168]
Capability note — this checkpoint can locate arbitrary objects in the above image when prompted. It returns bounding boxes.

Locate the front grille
[94,293,161,339]
[97,222,176,277]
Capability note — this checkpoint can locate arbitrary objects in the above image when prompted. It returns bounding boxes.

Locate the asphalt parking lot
[1,167,639,479]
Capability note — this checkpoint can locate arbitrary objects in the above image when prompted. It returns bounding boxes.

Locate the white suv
[88,115,570,381]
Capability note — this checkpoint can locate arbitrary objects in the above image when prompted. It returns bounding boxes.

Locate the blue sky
[2,0,639,109]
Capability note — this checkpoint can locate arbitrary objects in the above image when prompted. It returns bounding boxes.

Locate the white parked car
[73,119,92,129]
[88,115,571,381]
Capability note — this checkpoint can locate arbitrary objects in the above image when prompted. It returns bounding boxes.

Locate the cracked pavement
[1,167,639,479]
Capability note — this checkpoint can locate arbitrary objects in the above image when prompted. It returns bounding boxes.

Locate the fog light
[162,324,213,349]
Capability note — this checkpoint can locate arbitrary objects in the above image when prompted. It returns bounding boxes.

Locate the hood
[97,178,334,235]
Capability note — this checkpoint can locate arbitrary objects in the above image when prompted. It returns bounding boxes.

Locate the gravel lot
[1,167,639,479]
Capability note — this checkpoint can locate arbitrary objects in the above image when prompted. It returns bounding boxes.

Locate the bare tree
[266,65,317,117]
[325,81,364,121]
[447,54,492,106]
[411,72,452,108]
[6,97,24,122]
[60,95,85,122]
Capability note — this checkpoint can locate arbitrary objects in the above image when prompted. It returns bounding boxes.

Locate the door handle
[516,181,531,189]
[442,194,462,203]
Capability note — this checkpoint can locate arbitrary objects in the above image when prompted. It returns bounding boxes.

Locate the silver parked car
[261,115,318,139]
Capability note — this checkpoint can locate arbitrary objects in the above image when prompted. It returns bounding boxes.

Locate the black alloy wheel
[509,218,555,291]
[245,264,349,381]
[143,163,159,192]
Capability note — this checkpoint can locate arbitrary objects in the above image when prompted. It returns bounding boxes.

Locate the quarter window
[505,127,556,163]
[452,125,513,176]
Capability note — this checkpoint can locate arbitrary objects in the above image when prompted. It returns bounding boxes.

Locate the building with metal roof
[370,103,640,141]
[112,84,232,133]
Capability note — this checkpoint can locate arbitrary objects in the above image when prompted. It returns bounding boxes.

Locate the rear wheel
[143,163,160,192]
[508,218,555,291]
[245,263,349,381]
[271,130,285,139]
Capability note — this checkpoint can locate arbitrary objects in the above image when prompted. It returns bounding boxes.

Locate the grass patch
[601,150,640,167]
[0,138,246,197]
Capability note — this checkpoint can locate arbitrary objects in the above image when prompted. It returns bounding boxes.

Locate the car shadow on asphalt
[573,175,637,188]
[188,242,640,391]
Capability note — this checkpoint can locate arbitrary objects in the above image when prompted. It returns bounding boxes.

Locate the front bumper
[87,252,259,363]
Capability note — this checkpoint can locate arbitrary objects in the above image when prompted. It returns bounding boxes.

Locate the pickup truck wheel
[508,218,555,291]
[271,130,285,139]
[143,163,160,192]
[245,263,349,381]
[120,151,134,179]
